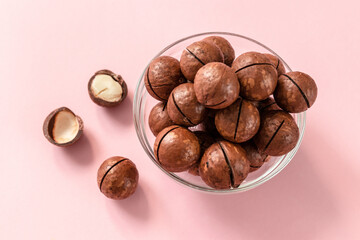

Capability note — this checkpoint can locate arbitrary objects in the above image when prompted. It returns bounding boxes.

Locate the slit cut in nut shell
[88,69,128,107]
[43,107,83,146]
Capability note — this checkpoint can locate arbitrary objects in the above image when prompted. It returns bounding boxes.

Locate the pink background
[1,0,359,239]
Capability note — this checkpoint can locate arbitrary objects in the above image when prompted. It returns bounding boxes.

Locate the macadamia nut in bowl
[134,32,307,193]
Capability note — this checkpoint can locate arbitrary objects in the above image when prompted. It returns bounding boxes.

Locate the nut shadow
[101,92,133,127]
[197,132,340,239]
[60,133,94,166]
[108,183,149,222]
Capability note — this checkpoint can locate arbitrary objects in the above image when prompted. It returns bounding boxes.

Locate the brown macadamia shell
[199,141,250,189]
[97,156,139,200]
[257,97,281,113]
[274,71,318,113]
[254,110,300,156]
[194,62,240,109]
[148,102,174,136]
[167,83,207,127]
[215,98,260,143]
[88,69,128,107]
[232,52,278,101]
[241,140,269,172]
[145,56,185,101]
[203,36,235,66]
[180,41,224,81]
[154,126,200,172]
[43,107,83,147]
[188,131,215,176]
[263,53,286,77]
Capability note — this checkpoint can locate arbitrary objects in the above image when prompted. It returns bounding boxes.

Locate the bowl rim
[133,31,306,193]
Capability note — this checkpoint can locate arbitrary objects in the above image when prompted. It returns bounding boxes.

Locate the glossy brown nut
[199,141,250,189]
[257,97,281,113]
[145,56,184,101]
[43,107,84,147]
[203,36,235,66]
[167,83,207,127]
[263,53,286,77]
[194,62,240,109]
[154,126,200,172]
[215,98,260,143]
[97,156,139,200]
[148,102,174,136]
[88,69,128,107]
[241,140,269,172]
[180,41,224,81]
[254,110,299,156]
[188,131,215,176]
[274,71,318,113]
[231,52,278,101]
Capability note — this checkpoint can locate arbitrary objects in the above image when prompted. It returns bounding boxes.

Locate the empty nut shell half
[43,107,83,146]
[97,156,139,200]
[88,69,128,107]
[199,141,250,189]
[254,110,299,156]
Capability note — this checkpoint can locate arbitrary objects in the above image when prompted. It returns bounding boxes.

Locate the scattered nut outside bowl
[43,107,83,146]
[88,69,128,107]
[97,156,139,200]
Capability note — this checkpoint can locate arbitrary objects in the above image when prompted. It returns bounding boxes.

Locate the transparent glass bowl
[133,32,306,193]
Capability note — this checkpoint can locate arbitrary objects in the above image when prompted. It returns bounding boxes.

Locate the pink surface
[1,0,359,239]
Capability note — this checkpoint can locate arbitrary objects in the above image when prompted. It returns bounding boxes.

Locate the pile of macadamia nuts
[146,36,317,190]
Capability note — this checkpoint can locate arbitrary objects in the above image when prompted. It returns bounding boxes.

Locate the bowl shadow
[197,132,339,239]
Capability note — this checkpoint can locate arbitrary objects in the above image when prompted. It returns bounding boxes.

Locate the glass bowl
[133,32,306,193]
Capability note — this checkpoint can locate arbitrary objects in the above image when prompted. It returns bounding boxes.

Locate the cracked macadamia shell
[203,36,235,66]
[257,97,281,113]
[194,62,240,109]
[254,110,299,156]
[215,98,260,143]
[88,69,128,107]
[43,107,83,146]
[148,102,174,136]
[241,140,269,172]
[97,156,139,200]
[199,141,250,189]
[232,52,278,101]
[274,71,318,113]
[167,83,207,127]
[145,56,184,101]
[154,126,200,172]
[180,41,224,81]
[263,53,286,77]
